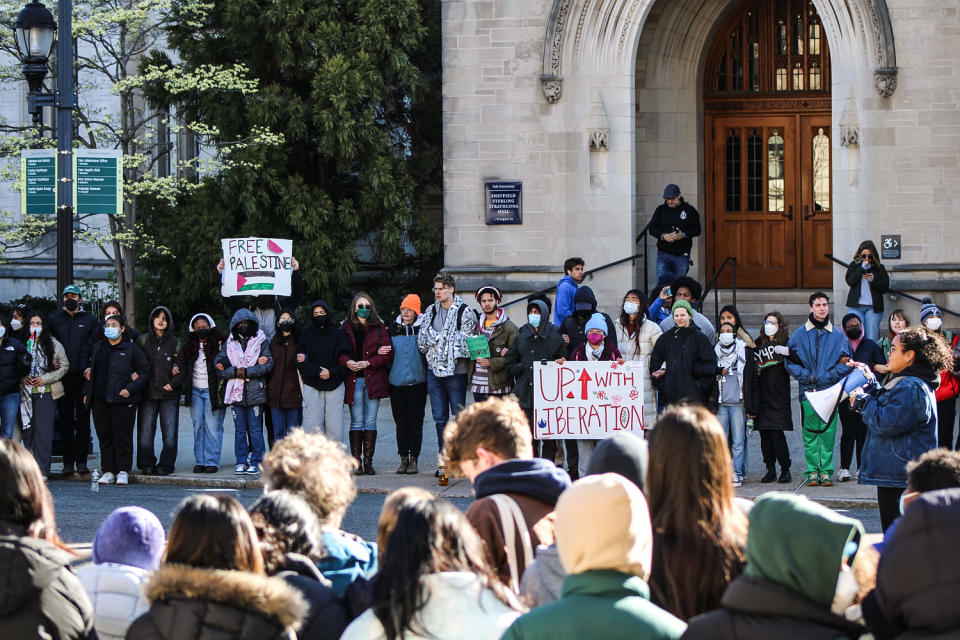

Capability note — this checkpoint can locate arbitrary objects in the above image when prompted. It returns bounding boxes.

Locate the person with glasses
[845,240,890,342]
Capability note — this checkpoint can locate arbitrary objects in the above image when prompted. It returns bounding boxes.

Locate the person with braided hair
[849,325,955,532]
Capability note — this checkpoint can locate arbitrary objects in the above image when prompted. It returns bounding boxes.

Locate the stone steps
[698,289,812,335]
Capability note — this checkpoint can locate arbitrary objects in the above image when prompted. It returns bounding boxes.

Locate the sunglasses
[860,253,873,260]
[356,304,371,310]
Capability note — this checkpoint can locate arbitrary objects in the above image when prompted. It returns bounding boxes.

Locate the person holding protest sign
[215,309,274,476]
[388,295,428,474]
[468,285,518,403]
[340,293,393,476]
[649,300,716,408]
[616,289,662,425]
[747,312,793,484]
[181,313,226,473]
[267,309,303,442]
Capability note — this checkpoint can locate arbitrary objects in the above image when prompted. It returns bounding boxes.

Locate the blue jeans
[850,305,883,343]
[0,392,19,439]
[232,405,265,467]
[137,398,179,472]
[191,388,224,467]
[656,252,690,286]
[349,378,380,432]
[270,407,303,440]
[718,403,747,479]
[427,370,467,450]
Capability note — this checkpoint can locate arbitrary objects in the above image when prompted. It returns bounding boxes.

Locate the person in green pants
[784,293,853,486]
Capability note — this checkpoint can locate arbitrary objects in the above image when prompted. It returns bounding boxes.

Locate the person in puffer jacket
[77,506,166,640]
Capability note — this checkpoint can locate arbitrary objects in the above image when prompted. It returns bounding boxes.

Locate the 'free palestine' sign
[220,238,294,297]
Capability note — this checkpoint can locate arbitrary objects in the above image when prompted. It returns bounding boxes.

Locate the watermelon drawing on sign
[267,239,284,254]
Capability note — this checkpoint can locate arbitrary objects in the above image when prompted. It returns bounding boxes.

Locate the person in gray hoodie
[136,306,183,476]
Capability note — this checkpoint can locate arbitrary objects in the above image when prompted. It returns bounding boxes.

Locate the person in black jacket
[0,312,30,440]
[297,301,351,443]
[747,312,794,484]
[89,300,141,345]
[83,314,150,485]
[648,184,701,285]
[136,306,183,476]
[9,303,34,343]
[649,300,716,407]
[181,313,226,474]
[503,299,567,456]
[559,286,617,355]
[845,241,890,342]
[47,283,97,476]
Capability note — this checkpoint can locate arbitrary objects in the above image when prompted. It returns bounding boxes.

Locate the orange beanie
[400,294,422,315]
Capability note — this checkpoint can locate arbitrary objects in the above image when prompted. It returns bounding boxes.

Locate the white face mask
[925,317,943,331]
[862,260,870,270]
[764,322,778,336]
[623,301,640,316]
[31,326,42,337]
[9,319,21,331]
[0,326,5,339]
[831,567,860,615]
[719,332,735,346]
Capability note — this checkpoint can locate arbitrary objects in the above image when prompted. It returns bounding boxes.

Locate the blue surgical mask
[528,314,541,328]
[104,327,121,341]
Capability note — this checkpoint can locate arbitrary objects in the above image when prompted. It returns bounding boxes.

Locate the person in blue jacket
[849,325,952,532]
[784,292,852,487]
[553,257,584,327]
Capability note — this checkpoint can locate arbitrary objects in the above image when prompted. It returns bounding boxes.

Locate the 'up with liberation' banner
[533,360,646,439]
[220,237,293,297]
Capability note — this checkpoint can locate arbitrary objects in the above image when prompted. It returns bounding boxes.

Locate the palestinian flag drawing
[237,271,276,292]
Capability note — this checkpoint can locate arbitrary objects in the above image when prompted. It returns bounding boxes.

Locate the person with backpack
[136,306,183,476]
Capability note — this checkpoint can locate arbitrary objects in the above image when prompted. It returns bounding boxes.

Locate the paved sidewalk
[53,383,879,506]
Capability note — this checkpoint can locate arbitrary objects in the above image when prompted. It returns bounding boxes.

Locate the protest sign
[221,238,293,297]
[466,336,491,360]
[532,360,645,440]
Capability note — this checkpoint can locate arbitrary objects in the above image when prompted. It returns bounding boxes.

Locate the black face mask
[312,315,327,328]
[575,310,591,323]
[196,328,212,340]
[234,322,255,340]
[279,320,295,333]
[845,326,862,340]
[64,299,79,312]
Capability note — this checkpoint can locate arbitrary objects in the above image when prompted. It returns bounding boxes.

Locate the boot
[406,457,418,474]
[349,431,363,475]
[761,466,777,483]
[778,467,792,484]
[396,455,409,474]
[362,431,377,475]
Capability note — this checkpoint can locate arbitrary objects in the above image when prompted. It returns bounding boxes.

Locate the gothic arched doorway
[705,0,833,288]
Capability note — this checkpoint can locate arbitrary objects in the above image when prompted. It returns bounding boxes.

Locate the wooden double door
[706,113,833,288]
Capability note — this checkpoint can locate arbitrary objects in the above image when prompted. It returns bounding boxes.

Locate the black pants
[472,392,508,403]
[57,375,91,469]
[877,486,905,533]
[91,396,137,474]
[759,430,791,470]
[390,383,427,458]
[937,398,958,450]
[839,403,867,470]
[264,405,275,449]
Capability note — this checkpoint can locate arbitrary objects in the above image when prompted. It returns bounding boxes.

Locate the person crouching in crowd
[469,285,518,403]
[84,314,150,486]
[136,306,183,477]
[181,313,226,473]
[20,312,68,480]
[388,295,428,474]
[267,309,304,442]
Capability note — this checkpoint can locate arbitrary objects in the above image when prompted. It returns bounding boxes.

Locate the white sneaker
[116,471,129,485]
[244,464,260,475]
[98,472,115,485]
[732,478,743,488]
[838,468,852,482]
[234,464,246,474]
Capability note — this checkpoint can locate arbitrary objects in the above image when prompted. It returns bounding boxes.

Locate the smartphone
[666,287,672,296]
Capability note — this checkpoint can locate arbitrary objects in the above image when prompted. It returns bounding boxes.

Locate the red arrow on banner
[579,369,591,400]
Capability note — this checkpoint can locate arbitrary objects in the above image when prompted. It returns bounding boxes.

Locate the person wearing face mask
[20,313,69,479]
[849,326,952,532]
[616,289,662,425]
[215,309,274,476]
[181,313,226,473]
[217,258,304,342]
[297,301,351,442]
[836,313,887,483]
[0,312,30,442]
[48,284,97,476]
[747,313,793,484]
[504,299,567,450]
[10,303,34,344]
[845,241,889,343]
[681,493,867,640]
[649,300,717,409]
[340,293,393,475]
[83,314,151,485]
[135,307,183,477]
[91,301,140,345]
[266,309,303,444]
[715,323,749,487]
[919,298,960,450]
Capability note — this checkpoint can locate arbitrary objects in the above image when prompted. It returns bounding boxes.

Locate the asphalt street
[48,481,881,545]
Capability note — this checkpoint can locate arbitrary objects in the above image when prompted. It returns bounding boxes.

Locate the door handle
[804,205,814,220]
[781,206,793,220]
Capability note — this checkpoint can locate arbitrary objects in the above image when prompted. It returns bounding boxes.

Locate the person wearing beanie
[785,292,853,487]
[918,298,960,449]
[297,300,351,441]
[389,294,429,474]
[836,312,886,483]
[503,474,686,640]
[649,300,716,407]
[657,276,716,342]
[469,285,518,404]
[77,506,166,640]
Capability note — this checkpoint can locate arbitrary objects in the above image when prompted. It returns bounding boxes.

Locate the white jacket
[341,572,520,640]
[615,318,662,426]
[76,562,152,640]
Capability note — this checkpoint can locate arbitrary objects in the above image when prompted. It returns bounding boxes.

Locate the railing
[697,256,738,329]
[824,254,960,319]
[635,219,653,296]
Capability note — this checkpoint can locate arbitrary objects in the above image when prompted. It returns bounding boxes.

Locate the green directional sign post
[20,149,58,216]
[73,149,123,216]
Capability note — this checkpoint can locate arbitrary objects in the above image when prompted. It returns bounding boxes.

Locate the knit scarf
[224,331,266,405]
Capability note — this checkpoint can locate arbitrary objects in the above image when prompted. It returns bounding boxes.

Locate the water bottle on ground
[90,469,100,493]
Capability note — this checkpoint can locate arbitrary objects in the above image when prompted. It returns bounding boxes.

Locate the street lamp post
[14,0,73,295]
